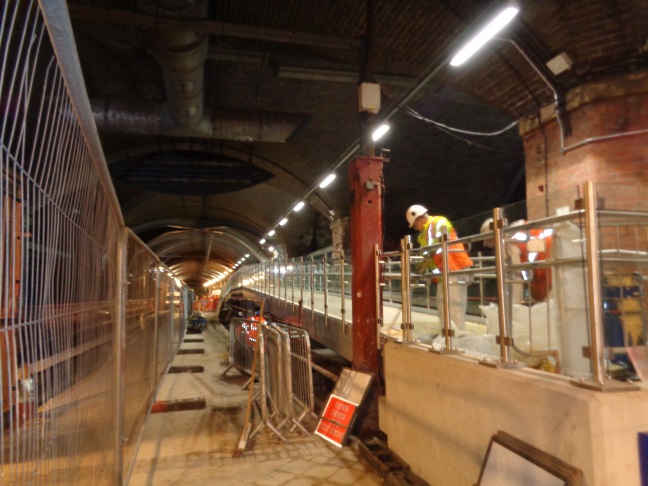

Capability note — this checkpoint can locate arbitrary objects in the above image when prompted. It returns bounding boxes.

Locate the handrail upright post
[400,236,412,342]
[478,251,484,307]
[275,261,279,300]
[324,253,329,326]
[481,208,523,367]
[494,208,512,363]
[572,181,637,391]
[300,257,304,320]
[440,226,453,351]
[585,181,605,385]
[291,257,295,312]
[283,262,287,308]
[310,255,315,321]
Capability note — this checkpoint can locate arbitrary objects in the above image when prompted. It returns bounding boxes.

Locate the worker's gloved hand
[415,259,433,275]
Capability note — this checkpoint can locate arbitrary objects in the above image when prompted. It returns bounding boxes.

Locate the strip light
[449,5,520,67]
[372,123,390,141]
[293,201,305,212]
[319,173,336,188]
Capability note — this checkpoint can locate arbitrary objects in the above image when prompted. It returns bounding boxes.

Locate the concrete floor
[128,315,383,486]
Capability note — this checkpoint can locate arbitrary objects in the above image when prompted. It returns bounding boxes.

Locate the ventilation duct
[100,1,309,142]
[136,0,208,128]
[91,99,309,142]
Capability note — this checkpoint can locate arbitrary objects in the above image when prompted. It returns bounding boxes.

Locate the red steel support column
[349,155,383,374]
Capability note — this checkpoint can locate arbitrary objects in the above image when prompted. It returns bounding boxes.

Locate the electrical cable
[402,105,519,137]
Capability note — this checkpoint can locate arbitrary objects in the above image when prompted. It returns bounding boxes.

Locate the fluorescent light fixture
[293,201,305,212]
[372,123,390,141]
[319,173,336,188]
[259,238,266,245]
[449,4,520,67]
[245,254,250,257]
[267,230,276,237]
[268,246,275,252]
[279,218,288,226]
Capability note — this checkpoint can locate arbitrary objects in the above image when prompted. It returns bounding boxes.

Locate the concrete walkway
[128,315,383,486]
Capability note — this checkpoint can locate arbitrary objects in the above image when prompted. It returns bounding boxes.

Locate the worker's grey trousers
[436,274,469,331]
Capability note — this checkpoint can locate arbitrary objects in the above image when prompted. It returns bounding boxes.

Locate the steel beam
[349,156,384,374]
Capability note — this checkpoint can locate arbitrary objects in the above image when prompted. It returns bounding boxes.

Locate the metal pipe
[400,236,412,342]
[324,253,329,326]
[563,128,648,154]
[310,255,315,321]
[493,208,513,363]
[283,262,287,308]
[299,257,304,320]
[440,227,452,350]
[478,251,485,307]
[68,5,360,51]
[583,181,606,384]
[291,257,295,313]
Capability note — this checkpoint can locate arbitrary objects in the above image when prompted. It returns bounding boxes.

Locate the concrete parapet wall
[379,341,648,485]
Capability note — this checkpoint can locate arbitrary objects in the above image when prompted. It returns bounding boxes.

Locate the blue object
[639,432,648,485]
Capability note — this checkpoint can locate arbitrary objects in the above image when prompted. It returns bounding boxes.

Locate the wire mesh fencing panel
[0,2,122,483]
[122,233,161,478]
[0,3,189,484]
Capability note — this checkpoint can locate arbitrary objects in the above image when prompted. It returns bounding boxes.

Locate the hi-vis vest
[417,216,473,272]
[510,228,553,301]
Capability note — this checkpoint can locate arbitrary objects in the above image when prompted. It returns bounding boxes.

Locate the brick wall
[522,88,648,218]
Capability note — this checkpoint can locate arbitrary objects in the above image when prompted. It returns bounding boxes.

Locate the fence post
[114,227,128,484]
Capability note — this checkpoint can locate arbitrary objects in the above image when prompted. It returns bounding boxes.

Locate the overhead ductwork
[137,0,208,128]
[117,0,308,142]
[91,99,309,142]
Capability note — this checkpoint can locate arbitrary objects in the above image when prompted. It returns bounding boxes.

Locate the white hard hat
[480,218,493,234]
[406,205,427,227]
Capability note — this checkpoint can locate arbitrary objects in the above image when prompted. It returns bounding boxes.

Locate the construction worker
[246,306,263,347]
[406,205,473,331]
[480,218,552,302]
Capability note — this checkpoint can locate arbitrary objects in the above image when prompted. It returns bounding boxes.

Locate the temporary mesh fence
[1,2,189,484]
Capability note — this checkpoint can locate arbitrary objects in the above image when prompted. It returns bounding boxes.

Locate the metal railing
[1,3,191,484]
[225,183,647,391]
[224,249,352,333]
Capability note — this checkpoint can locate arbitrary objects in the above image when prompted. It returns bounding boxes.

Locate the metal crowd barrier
[251,324,290,441]
[231,321,317,443]
[222,318,259,383]
[275,323,317,426]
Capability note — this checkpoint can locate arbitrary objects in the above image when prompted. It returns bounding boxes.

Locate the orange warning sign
[315,395,358,447]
